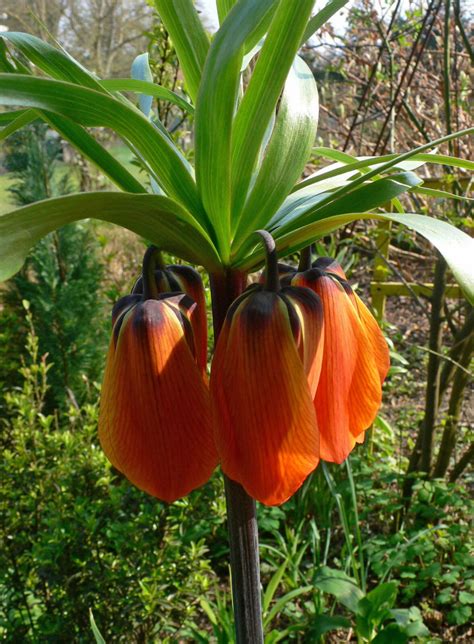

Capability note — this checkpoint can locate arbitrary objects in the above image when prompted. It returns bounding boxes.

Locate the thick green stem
[209,269,264,644]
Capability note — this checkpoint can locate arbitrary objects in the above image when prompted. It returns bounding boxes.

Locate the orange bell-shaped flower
[290,252,390,463]
[211,232,324,506]
[99,246,217,502]
[132,255,208,373]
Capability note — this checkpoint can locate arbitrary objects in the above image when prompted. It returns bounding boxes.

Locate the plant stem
[209,269,264,644]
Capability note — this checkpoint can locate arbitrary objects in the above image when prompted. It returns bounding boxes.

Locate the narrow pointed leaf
[0,106,145,193]
[0,193,221,281]
[302,0,350,43]
[41,112,146,193]
[2,32,103,90]
[0,109,32,125]
[0,108,38,141]
[0,75,202,216]
[102,78,194,114]
[412,186,473,202]
[130,53,154,115]
[216,0,238,24]
[299,129,474,192]
[236,212,474,303]
[230,0,316,217]
[154,0,209,104]
[233,55,319,245]
[275,172,422,232]
[195,0,277,257]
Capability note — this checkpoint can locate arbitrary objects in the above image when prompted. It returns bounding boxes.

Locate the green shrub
[0,316,226,642]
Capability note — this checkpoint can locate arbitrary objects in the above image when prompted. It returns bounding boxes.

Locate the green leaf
[195,0,277,258]
[357,582,398,622]
[101,79,194,115]
[459,591,474,605]
[300,149,474,198]
[447,605,472,626]
[302,0,351,42]
[41,112,146,194]
[309,614,351,638]
[412,185,473,202]
[236,211,474,304]
[130,53,154,116]
[230,0,316,218]
[263,561,288,613]
[0,193,221,281]
[275,172,422,232]
[391,607,429,638]
[263,586,312,628]
[0,38,17,73]
[0,107,38,141]
[233,55,319,245]
[313,566,364,613]
[0,109,32,125]
[0,75,202,218]
[216,0,238,24]
[2,32,103,90]
[371,624,408,644]
[89,610,106,644]
[300,128,474,193]
[0,107,142,196]
[154,0,209,104]
[199,598,218,625]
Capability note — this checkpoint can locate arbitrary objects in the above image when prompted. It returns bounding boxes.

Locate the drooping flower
[132,255,208,373]
[99,246,217,502]
[210,232,324,505]
[287,253,390,463]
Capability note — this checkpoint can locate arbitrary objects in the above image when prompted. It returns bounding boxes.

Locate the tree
[1,0,153,77]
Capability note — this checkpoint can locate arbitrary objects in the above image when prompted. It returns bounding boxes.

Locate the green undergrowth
[1,315,472,643]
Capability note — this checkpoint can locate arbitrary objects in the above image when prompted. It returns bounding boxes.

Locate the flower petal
[211,291,319,505]
[99,298,216,502]
[281,286,324,397]
[293,272,383,462]
[353,294,390,385]
[169,265,208,374]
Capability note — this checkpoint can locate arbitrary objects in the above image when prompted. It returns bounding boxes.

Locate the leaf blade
[230,0,316,217]
[0,75,202,217]
[236,212,474,304]
[2,32,103,90]
[154,0,209,104]
[0,193,221,280]
[233,55,319,244]
[101,78,194,115]
[194,0,277,258]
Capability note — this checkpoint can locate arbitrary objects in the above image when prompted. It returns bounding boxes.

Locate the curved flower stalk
[99,247,217,502]
[211,232,324,505]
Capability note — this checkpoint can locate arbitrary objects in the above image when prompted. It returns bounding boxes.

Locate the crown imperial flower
[287,254,390,463]
[99,247,217,502]
[210,233,324,505]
